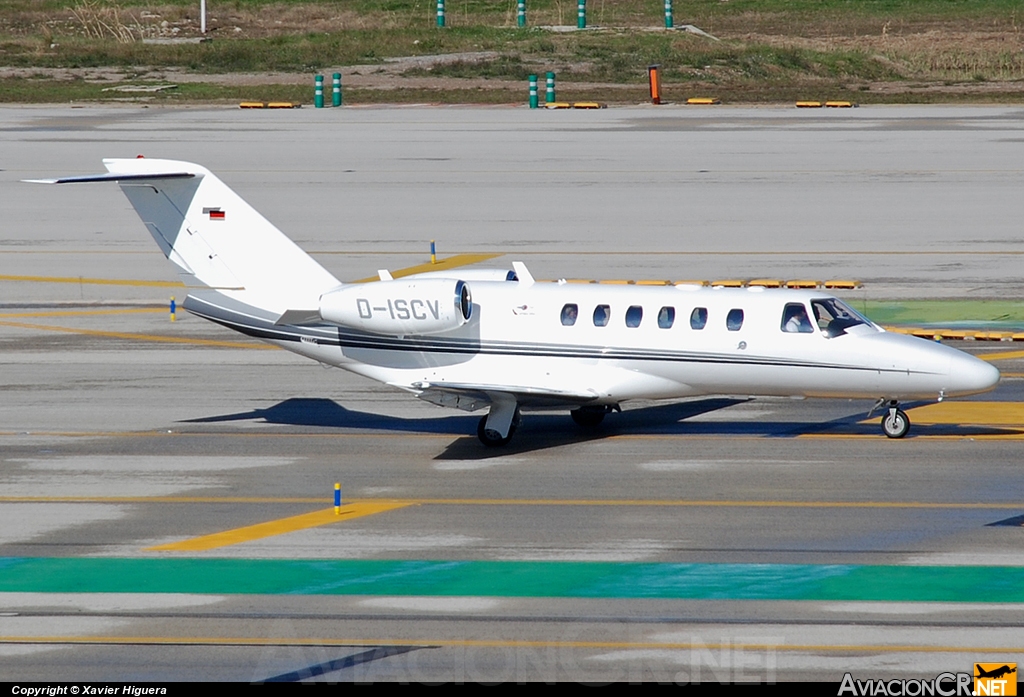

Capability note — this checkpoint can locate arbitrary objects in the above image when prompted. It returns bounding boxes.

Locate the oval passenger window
[561,303,578,326]
[726,308,744,331]
[658,306,675,329]
[690,307,708,330]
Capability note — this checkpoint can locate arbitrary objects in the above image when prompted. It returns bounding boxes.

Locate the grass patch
[0,76,535,105]
[2,0,1024,103]
[0,76,307,102]
[2,27,542,71]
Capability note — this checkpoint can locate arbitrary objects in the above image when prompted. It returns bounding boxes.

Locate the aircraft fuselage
[223,281,998,407]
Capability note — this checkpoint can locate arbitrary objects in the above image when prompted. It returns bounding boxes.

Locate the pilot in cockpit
[782,303,814,333]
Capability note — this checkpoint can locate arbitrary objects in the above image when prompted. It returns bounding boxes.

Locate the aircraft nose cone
[948,353,1000,395]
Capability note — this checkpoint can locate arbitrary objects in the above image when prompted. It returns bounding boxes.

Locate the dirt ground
[2,62,1022,100]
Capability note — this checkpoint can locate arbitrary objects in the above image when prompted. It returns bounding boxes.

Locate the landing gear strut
[881,400,910,439]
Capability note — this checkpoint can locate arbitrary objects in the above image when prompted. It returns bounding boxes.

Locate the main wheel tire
[881,409,910,439]
[477,412,519,447]
[571,407,606,428]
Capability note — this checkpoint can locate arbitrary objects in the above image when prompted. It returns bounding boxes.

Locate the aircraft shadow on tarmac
[180,397,1018,458]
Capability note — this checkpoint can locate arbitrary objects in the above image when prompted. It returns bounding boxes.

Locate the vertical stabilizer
[101,158,340,313]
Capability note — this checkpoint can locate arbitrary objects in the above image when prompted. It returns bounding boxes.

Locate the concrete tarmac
[2,105,1024,683]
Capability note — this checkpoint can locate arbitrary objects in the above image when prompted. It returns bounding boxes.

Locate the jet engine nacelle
[319,279,472,336]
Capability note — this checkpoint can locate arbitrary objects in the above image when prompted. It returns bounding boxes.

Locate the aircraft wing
[407,381,600,412]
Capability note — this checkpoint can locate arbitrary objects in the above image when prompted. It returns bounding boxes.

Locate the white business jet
[29,159,1000,446]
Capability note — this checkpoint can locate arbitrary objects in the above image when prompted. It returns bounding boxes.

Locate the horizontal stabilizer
[24,172,194,185]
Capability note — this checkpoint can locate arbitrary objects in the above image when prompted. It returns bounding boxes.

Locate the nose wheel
[881,401,910,439]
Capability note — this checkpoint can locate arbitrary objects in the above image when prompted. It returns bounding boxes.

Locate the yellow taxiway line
[1,254,501,290]
[0,495,1011,552]
[0,319,274,350]
[146,502,414,552]
[0,274,183,288]
[0,308,164,319]
[901,401,1024,426]
[1,635,1020,655]
[802,432,1024,440]
[0,254,500,348]
[981,350,1024,362]
[353,253,503,283]
[3,496,1021,510]
[851,401,1024,431]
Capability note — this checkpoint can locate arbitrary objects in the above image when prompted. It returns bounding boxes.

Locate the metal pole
[332,72,342,107]
[664,0,673,29]
[517,0,526,28]
[314,74,324,108]
[436,0,445,27]
[545,71,555,104]
[577,0,586,29]
[200,0,206,34]
[528,74,538,108]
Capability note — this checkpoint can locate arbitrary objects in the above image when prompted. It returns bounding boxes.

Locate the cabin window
[593,304,610,327]
[726,308,744,331]
[625,305,643,328]
[781,303,814,333]
[811,298,871,338]
[560,303,578,326]
[658,306,675,329]
[690,307,708,330]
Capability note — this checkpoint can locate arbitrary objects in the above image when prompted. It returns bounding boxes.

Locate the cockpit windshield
[811,298,875,338]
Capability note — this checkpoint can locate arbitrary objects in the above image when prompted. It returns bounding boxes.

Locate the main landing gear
[570,405,613,429]
[477,397,521,447]
[569,403,614,429]
[476,402,620,446]
[477,412,520,446]
[880,400,910,439]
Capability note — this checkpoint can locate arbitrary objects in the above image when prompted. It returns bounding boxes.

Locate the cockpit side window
[690,307,708,330]
[560,303,578,326]
[658,306,675,329]
[726,308,744,331]
[625,305,643,328]
[811,298,871,338]
[593,304,610,327]
[781,303,815,333]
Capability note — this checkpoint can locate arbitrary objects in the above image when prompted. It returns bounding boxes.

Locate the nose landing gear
[881,400,910,439]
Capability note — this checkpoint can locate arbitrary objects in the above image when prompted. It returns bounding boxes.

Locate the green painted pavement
[857,300,1024,329]
[2,558,1023,602]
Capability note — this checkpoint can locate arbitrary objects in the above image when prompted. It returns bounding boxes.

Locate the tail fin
[32,158,340,313]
